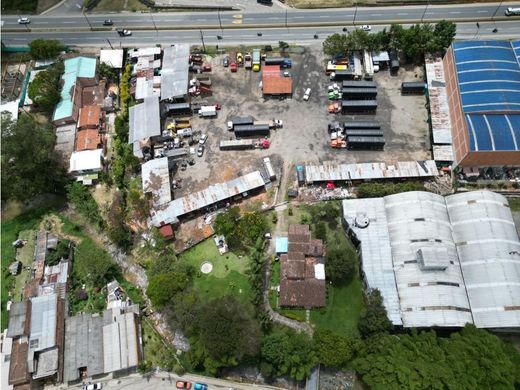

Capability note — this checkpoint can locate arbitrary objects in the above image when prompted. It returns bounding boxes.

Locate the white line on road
[63,21,76,23]
[371,13,383,16]
[477,10,488,13]
[319,15,331,18]
[397,13,409,15]
[293,16,305,18]
[450,11,462,14]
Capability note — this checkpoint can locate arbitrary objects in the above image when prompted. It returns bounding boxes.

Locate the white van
[303,88,311,101]
[505,7,520,16]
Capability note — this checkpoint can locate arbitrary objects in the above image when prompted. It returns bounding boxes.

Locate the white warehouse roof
[342,190,520,329]
[141,157,171,207]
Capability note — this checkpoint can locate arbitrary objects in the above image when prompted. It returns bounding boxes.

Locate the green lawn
[508,197,520,212]
[179,238,252,306]
[311,280,364,337]
[1,207,52,330]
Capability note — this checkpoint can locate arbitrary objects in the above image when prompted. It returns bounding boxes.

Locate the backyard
[179,238,253,306]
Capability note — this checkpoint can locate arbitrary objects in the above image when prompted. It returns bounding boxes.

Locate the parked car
[197,145,205,157]
[17,17,30,24]
[230,61,237,72]
[176,381,192,389]
[103,19,113,26]
[199,134,208,145]
[360,25,372,31]
[116,28,132,36]
[83,383,103,390]
[223,56,230,67]
[303,88,311,101]
[202,64,212,72]
[194,383,208,390]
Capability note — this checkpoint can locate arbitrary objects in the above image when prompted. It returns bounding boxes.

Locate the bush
[66,182,103,227]
[29,39,65,60]
[357,182,426,198]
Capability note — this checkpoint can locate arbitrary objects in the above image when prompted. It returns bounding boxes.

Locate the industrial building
[128,96,161,159]
[443,40,520,167]
[161,44,190,102]
[141,157,172,208]
[342,190,520,329]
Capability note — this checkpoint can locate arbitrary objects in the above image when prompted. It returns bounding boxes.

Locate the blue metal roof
[452,40,520,152]
[275,237,288,253]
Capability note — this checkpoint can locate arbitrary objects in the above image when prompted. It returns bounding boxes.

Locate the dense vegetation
[1,113,66,202]
[29,39,65,60]
[357,181,426,198]
[28,60,64,114]
[214,206,269,250]
[354,325,520,389]
[323,21,457,63]
[2,0,38,13]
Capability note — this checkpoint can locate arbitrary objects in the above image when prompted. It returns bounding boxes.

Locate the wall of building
[458,150,520,167]
[443,47,469,167]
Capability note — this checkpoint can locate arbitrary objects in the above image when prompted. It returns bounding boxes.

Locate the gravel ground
[170,43,431,198]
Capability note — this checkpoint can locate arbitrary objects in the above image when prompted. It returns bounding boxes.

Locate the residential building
[100,49,124,69]
[279,224,326,308]
[160,44,189,102]
[69,149,104,185]
[342,190,520,329]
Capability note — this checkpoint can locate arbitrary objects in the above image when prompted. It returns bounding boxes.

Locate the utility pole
[199,30,206,53]
[217,9,223,33]
[353,2,358,25]
[285,9,288,29]
[150,12,158,37]
[82,11,93,30]
[420,0,429,23]
[106,39,114,49]
[491,0,503,21]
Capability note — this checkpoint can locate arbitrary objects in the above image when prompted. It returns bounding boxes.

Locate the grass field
[508,197,520,212]
[179,238,253,306]
[1,207,53,330]
[92,0,149,12]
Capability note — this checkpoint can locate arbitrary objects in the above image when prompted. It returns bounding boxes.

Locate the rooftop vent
[355,215,370,229]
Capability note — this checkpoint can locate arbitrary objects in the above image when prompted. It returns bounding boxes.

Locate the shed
[276,237,288,254]
[262,65,292,96]
[100,49,124,69]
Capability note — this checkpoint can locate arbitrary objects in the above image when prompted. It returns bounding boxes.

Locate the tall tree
[314,329,359,368]
[261,329,317,381]
[28,39,64,60]
[323,33,349,56]
[28,60,64,114]
[66,182,103,226]
[358,289,392,337]
[1,113,65,201]
[325,244,357,283]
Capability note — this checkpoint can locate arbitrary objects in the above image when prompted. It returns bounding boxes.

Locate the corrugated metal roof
[161,45,189,101]
[276,237,288,253]
[425,56,453,145]
[102,308,140,373]
[129,47,161,58]
[342,198,402,325]
[305,160,438,183]
[129,97,161,143]
[433,145,454,162]
[29,294,57,354]
[69,149,103,173]
[141,157,171,207]
[7,301,28,338]
[151,171,265,226]
[53,57,97,121]
[446,191,520,328]
[135,77,159,100]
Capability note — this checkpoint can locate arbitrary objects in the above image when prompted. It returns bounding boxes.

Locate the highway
[1,21,519,47]
[1,2,519,32]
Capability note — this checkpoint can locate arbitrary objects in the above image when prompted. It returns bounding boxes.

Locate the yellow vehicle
[237,52,244,67]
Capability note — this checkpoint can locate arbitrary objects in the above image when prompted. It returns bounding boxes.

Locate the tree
[354,325,520,389]
[314,221,327,242]
[214,207,268,250]
[214,206,241,246]
[28,60,64,114]
[325,244,357,283]
[431,20,457,54]
[261,329,317,381]
[98,62,118,81]
[147,272,190,308]
[66,182,103,226]
[46,239,71,266]
[358,289,392,337]
[278,41,289,51]
[314,329,358,368]
[106,192,133,250]
[188,296,261,374]
[323,33,349,56]
[1,112,65,202]
[28,39,64,60]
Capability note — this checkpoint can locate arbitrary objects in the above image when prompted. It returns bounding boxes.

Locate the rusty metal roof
[141,157,171,207]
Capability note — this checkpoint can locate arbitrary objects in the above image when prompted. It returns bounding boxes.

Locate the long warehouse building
[342,190,520,329]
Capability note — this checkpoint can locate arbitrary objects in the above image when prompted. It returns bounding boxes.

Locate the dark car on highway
[103,19,113,26]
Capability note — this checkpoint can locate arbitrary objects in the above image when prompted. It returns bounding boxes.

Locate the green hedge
[357,182,427,198]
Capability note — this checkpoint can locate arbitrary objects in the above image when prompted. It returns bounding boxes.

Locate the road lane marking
[371,13,382,16]
[477,10,488,13]
[450,11,462,14]
[319,15,331,18]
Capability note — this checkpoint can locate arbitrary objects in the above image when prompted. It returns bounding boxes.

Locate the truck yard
[172,43,430,197]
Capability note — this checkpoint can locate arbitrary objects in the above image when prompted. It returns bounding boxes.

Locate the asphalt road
[2,2,520,31]
[1,21,519,47]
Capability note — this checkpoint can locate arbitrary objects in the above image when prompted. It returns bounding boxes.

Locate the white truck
[199,105,217,118]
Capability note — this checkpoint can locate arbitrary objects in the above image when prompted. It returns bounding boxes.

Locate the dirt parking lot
[172,44,431,197]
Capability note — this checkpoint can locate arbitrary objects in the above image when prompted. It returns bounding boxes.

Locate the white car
[83,383,103,390]
[18,17,30,24]
[361,25,372,31]
[199,134,208,145]
[303,88,311,101]
[197,145,205,157]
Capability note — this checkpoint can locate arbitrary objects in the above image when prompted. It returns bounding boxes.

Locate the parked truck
[227,116,254,131]
[252,49,261,72]
[219,138,270,150]
[253,119,283,129]
[199,105,217,118]
[265,57,292,68]
[234,124,270,138]
[244,53,252,69]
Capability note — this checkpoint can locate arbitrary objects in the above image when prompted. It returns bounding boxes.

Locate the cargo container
[347,136,385,150]
[220,139,256,150]
[227,116,254,130]
[343,120,380,130]
[265,57,292,68]
[401,82,426,95]
[199,105,217,117]
[254,120,283,129]
[342,80,377,89]
[363,50,374,80]
[344,129,384,137]
[234,124,270,138]
[161,102,192,117]
[296,165,306,183]
[263,157,276,180]
[252,49,261,72]
[329,70,354,81]
[342,88,378,99]
[341,100,377,114]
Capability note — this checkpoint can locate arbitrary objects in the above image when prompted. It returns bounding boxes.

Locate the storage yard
[172,44,431,197]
